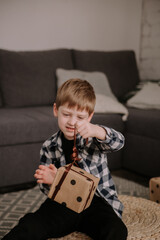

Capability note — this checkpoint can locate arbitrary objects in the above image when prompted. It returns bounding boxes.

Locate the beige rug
[49,195,160,240]
[119,195,160,240]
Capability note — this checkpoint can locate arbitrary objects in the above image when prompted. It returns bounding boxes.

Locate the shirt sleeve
[39,143,52,195]
[96,125,125,153]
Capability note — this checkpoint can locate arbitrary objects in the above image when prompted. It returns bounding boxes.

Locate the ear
[53,103,58,117]
[88,112,94,122]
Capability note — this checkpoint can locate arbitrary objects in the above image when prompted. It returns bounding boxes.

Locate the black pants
[2,196,128,240]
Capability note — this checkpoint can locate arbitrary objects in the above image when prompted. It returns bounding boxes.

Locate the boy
[3,79,127,240]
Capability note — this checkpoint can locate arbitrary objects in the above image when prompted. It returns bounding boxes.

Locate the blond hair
[56,79,96,115]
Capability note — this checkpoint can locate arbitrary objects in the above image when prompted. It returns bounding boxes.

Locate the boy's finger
[75,122,79,129]
[49,164,54,168]
[39,165,47,170]
[49,164,56,170]
[75,121,84,128]
[77,125,86,134]
[37,179,43,184]
[36,169,43,175]
[34,173,42,179]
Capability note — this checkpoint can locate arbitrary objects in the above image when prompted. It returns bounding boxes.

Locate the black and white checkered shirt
[39,126,124,218]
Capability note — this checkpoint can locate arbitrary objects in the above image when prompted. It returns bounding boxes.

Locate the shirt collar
[50,130,90,151]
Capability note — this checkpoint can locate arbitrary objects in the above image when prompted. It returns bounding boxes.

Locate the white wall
[139,0,160,80]
[0,0,142,61]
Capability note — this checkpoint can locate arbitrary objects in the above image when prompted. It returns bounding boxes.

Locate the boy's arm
[35,146,57,195]
[76,121,124,152]
[96,125,125,152]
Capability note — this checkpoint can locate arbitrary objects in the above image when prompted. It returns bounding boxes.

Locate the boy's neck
[62,132,74,142]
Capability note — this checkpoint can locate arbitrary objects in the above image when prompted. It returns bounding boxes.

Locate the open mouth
[66,127,75,131]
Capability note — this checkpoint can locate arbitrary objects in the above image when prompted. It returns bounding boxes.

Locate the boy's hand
[34,164,57,185]
[76,121,106,140]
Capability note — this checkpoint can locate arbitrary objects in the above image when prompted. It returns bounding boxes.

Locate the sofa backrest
[0,49,73,108]
[72,50,140,99]
[0,48,140,108]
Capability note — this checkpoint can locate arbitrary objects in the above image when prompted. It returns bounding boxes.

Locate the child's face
[53,103,93,140]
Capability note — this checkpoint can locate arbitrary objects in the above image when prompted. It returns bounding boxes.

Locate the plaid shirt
[39,126,124,218]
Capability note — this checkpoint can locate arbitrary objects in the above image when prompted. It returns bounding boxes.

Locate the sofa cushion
[0,142,42,187]
[0,49,73,107]
[0,107,59,146]
[125,108,160,140]
[123,134,160,177]
[72,50,140,99]
[92,113,125,133]
[0,91,3,107]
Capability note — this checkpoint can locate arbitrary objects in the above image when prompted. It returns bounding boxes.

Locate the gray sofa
[0,48,159,191]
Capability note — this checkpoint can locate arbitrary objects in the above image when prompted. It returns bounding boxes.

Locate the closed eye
[63,113,70,117]
[77,116,85,120]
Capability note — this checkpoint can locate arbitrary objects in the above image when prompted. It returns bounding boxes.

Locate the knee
[18,212,44,235]
[113,219,128,240]
[119,220,128,239]
[102,218,128,240]
[19,213,35,225]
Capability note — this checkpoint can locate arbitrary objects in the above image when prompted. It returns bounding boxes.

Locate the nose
[68,116,76,126]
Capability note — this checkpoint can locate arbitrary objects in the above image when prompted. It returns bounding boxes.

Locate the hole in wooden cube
[77,196,82,202]
[62,202,67,207]
[70,179,76,185]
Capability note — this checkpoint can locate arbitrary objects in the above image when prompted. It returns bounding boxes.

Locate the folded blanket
[127,82,160,109]
[95,94,128,121]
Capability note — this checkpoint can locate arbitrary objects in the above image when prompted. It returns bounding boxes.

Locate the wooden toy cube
[48,164,99,213]
[149,177,160,203]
